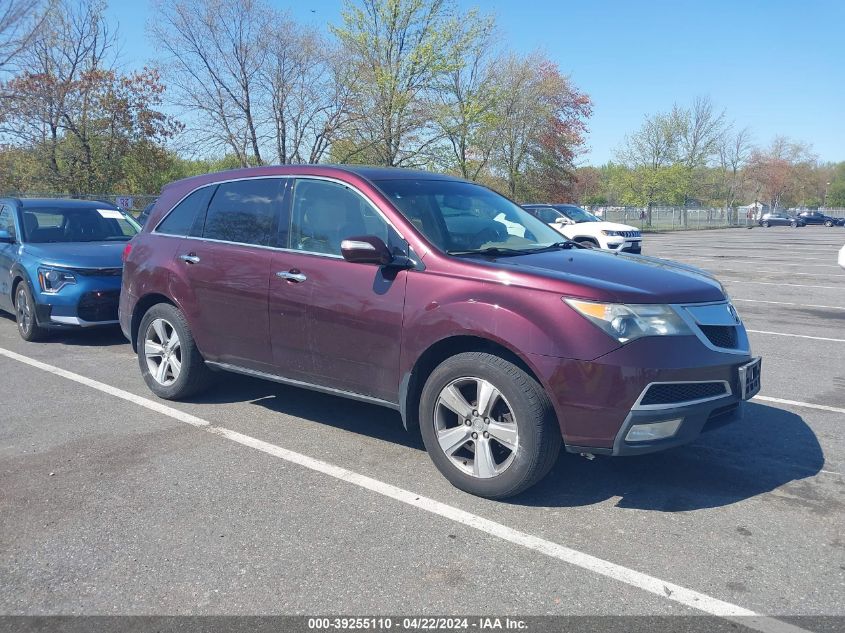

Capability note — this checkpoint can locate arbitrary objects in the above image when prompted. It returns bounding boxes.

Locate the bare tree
[262,20,356,164]
[2,0,116,187]
[677,96,726,169]
[150,0,269,166]
[0,0,48,74]
[717,126,752,221]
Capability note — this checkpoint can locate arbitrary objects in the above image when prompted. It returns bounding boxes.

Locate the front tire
[419,352,561,499]
[825,220,834,227]
[791,221,797,228]
[762,221,770,228]
[15,283,47,342]
[138,303,214,399]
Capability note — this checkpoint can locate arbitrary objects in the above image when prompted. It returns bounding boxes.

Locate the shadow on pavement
[514,401,827,512]
[0,313,129,347]
[191,374,825,512]
[191,372,422,451]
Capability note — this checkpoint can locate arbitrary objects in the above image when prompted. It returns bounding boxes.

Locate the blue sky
[109,0,845,165]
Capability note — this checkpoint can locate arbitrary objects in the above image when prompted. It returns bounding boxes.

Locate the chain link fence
[584,206,845,232]
[4,193,845,231]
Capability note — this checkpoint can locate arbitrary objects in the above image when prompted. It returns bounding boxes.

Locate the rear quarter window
[155,187,214,236]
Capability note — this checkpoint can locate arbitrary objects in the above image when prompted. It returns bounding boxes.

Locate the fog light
[625,418,683,442]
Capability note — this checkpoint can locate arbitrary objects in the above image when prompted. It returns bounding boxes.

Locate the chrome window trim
[152,173,406,247]
[631,380,732,411]
[176,234,345,259]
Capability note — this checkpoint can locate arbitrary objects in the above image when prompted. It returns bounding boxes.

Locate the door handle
[276,270,307,283]
[179,254,200,264]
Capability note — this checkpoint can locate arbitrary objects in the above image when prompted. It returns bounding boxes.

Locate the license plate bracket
[738,357,762,400]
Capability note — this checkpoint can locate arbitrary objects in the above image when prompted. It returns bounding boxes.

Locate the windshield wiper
[520,241,584,253]
[448,246,532,257]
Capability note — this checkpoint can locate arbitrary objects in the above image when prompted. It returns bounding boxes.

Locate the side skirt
[205,361,401,411]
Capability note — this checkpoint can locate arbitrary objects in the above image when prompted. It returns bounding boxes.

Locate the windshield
[374,179,564,254]
[557,205,600,223]
[21,207,139,243]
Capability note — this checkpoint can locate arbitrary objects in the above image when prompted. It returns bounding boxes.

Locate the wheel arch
[130,293,177,352]
[399,334,546,436]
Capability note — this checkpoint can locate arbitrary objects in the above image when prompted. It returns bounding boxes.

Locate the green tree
[332,0,470,167]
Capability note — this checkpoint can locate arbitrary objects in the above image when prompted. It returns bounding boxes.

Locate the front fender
[400,272,620,372]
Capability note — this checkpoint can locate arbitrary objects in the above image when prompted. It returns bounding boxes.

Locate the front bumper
[34,277,122,329]
[528,336,758,454]
[606,238,642,254]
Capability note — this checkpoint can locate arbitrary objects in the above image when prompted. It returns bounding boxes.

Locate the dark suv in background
[796,210,843,227]
[120,166,761,498]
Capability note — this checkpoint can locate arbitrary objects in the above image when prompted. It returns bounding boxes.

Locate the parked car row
[758,211,845,228]
[0,167,762,498]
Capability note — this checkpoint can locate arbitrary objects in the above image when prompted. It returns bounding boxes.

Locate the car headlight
[38,267,77,293]
[600,230,620,236]
[564,298,692,343]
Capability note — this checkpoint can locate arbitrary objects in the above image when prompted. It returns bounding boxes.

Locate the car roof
[17,198,118,210]
[163,164,464,193]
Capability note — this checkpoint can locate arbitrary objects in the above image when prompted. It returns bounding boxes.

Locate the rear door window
[203,179,286,247]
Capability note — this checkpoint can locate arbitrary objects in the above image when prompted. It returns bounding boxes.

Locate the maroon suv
[120,166,761,498]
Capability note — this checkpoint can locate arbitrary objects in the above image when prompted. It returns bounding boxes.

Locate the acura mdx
[120,166,761,498]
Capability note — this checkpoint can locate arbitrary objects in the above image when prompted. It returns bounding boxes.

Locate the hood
[467,249,725,304]
[22,241,126,269]
[593,220,639,232]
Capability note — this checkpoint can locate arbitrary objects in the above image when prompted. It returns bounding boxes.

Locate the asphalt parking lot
[1,227,843,629]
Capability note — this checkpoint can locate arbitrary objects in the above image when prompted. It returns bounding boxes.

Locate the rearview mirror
[0,230,13,243]
[341,235,393,265]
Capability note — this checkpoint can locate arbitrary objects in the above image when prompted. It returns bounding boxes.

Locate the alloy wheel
[144,318,182,386]
[15,287,32,335]
[434,377,519,479]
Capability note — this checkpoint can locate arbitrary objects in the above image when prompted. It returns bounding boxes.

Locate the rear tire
[419,352,561,499]
[15,282,47,342]
[138,303,214,400]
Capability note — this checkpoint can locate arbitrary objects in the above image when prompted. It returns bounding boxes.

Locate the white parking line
[754,395,845,416]
[733,298,845,311]
[720,279,841,290]
[673,256,841,267]
[746,329,845,343]
[0,345,808,633]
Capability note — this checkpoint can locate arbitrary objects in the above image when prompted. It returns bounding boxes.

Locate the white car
[522,204,643,253]
[839,244,845,270]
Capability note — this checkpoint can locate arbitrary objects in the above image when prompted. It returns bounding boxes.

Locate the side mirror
[0,230,13,243]
[555,217,572,225]
[341,235,393,265]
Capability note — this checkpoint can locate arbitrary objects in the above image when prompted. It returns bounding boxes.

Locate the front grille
[68,267,123,277]
[77,290,120,322]
[618,230,641,238]
[698,324,739,349]
[640,382,728,406]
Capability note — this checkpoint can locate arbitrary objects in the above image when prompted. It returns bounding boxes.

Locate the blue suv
[0,198,139,341]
